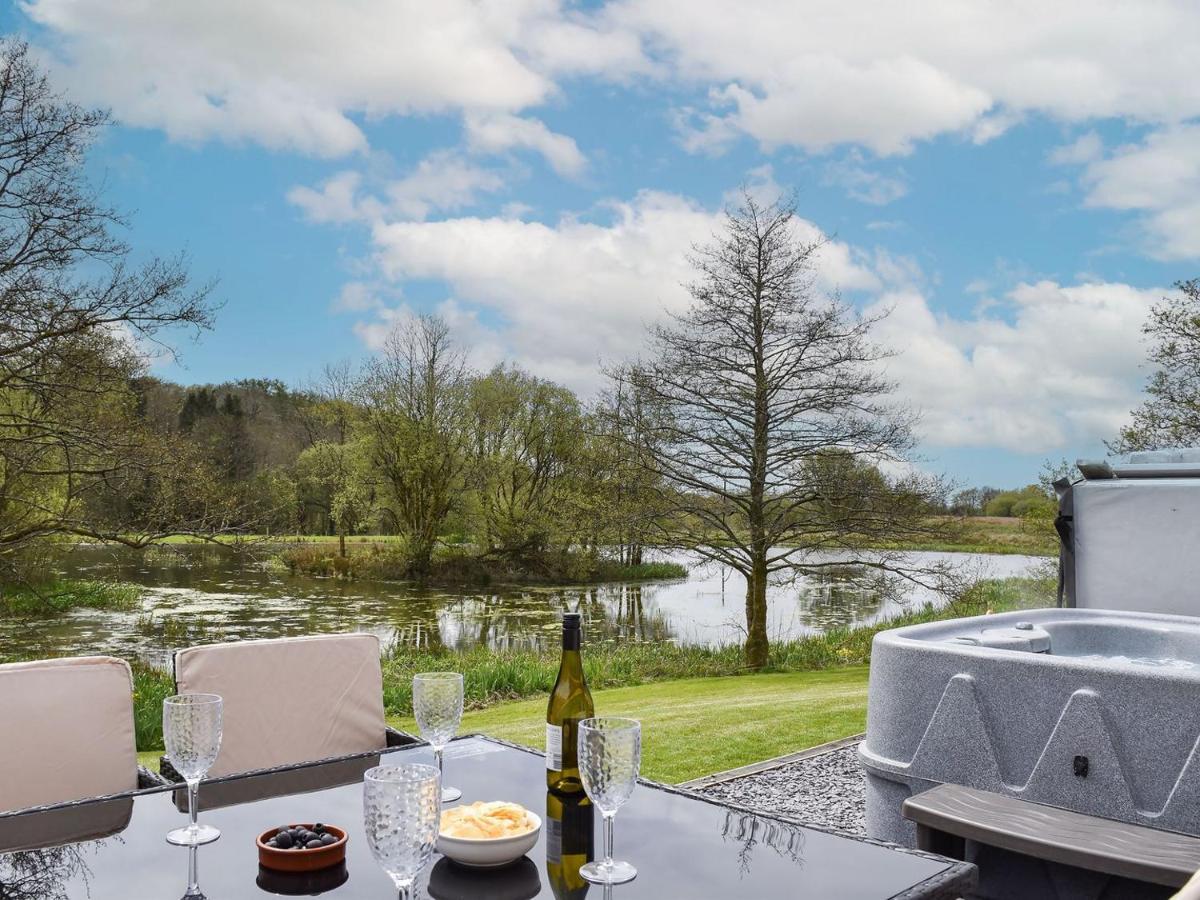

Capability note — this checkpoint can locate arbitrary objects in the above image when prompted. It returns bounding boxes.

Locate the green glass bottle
[546,612,594,794]
[546,789,594,899]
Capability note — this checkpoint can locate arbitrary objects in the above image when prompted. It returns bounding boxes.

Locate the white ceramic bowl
[436,811,542,868]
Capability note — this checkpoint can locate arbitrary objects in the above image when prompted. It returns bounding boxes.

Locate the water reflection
[721,810,807,876]
[0,545,1044,661]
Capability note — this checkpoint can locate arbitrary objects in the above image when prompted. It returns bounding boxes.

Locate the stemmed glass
[363,764,441,899]
[413,672,463,802]
[578,717,641,885]
[164,693,223,846]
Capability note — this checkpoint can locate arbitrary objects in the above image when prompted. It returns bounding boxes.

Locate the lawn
[392,667,870,784]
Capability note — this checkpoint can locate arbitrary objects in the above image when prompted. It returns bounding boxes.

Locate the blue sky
[9,1,1200,489]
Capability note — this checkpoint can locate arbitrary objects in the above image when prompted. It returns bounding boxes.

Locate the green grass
[0,579,141,616]
[392,668,870,783]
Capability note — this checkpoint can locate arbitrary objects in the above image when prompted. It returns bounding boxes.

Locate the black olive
[274,831,293,849]
[305,839,323,849]
[320,833,336,845]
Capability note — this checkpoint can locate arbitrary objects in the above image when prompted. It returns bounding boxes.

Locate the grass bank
[394,668,871,783]
[865,516,1057,557]
[276,543,687,586]
[0,579,141,616]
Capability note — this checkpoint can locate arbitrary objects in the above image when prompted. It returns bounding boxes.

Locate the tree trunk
[338,531,346,558]
[744,555,769,669]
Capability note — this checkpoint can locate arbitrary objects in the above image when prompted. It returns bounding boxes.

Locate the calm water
[0,545,1046,663]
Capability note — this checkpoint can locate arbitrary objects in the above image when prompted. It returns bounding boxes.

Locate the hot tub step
[903,783,1200,889]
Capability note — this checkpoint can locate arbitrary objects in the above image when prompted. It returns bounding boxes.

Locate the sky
[7,0,1200,488]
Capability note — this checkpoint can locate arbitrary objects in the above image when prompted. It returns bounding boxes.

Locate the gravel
[698,743,867,836]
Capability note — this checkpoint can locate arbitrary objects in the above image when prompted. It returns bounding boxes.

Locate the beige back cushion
[0,656,137,813]
[175,633,385,777]
[1174,870,1200,900]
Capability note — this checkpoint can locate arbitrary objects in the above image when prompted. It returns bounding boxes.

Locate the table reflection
[426,856,541,900]
[721,810,807,876]
[545,790,594,899]
[255,860,349,895]
[0,796,132,899]
[181,845,204,900]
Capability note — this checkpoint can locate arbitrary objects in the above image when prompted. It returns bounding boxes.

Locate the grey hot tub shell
[861,607,1200,851]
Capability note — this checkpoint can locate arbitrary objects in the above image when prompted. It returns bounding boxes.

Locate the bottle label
[546,723,563,770]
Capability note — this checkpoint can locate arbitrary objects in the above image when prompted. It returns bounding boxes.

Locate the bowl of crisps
[436,801,541,868]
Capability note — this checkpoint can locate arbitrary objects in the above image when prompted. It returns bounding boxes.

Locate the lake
[0,545,1048,664]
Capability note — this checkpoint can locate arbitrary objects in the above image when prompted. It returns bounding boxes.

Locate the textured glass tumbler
[578,717,641,885]
[413,672,464,802]
[363,764,441,898]
[164,693,223,846]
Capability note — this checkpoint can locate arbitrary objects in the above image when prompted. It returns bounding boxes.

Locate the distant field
[109,516,1058,557]
[865,516,1057,557]
[125,534,410,545]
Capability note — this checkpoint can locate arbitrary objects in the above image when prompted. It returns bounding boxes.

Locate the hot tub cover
[1058,450,1200,615]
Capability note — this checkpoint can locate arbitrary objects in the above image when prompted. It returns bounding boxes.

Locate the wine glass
[363,764,441,899]
[164,693,223,846]
[413,672,464,802]
[578,717,640,885]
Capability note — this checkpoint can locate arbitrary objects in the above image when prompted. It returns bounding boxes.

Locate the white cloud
[354,190,877,390]
[464,113,587,177]
[873,280,1162,451]
[1059,125,1200,259]
[287,171,376,225]
[608,0,1200,155]
[318,178,1158,454]
[23,0,584,156]
[823,153,909,205]
[27,0,1200,163]
[287,152,506,224]
[1049,131,1103,166]
[385,151,507,220]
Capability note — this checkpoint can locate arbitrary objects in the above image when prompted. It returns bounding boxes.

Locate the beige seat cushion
[174,633,385,777]
[1174,869,1200,900]
[0,656,138,813]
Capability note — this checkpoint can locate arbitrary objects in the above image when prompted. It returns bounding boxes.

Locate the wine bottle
[546,789,595,899]
[546,612,594,794]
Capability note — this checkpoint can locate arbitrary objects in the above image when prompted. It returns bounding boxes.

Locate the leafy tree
[467,364,581,559]
[626,194,949,668]
[356,314,470,575]
[1116,279,1200,451]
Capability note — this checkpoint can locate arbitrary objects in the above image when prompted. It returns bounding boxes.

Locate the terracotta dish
[256,824,347,873]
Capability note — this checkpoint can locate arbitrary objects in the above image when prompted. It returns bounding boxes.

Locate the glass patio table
[0,735,975,899]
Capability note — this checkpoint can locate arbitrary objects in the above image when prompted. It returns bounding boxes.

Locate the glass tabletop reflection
[0,736,973,899]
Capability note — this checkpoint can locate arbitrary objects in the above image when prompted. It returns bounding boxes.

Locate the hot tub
[861,608,1200,856]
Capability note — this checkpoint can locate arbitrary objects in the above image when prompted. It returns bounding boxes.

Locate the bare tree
[356,314,470,575]
[629,194,949,668]
[0,40,220,566]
